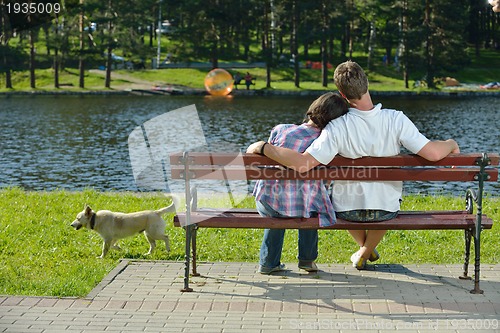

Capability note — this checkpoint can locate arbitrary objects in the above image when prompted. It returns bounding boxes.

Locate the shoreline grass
[0,187,498,297]
[1,49,500,93]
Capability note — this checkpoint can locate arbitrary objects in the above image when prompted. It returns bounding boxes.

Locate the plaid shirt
[253,123,336,227]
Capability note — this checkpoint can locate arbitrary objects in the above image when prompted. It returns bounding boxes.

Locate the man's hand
[447,139,460,154]
[247,141,266,154]
[490,0,500,12]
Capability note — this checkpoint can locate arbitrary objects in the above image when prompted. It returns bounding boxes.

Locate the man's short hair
[333,61,368,100]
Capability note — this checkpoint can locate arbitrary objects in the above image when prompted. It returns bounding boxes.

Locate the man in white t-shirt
[247,61,460,270]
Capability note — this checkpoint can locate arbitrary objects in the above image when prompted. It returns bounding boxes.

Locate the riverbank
[1,85,499,98]
[1,67,500,98]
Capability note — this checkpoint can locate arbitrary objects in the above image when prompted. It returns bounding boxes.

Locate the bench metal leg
[191,226,200,276]
[459,229,472,280]
[471,229,484,294]
[465,186,484,294]
[181,152,195,292]
[458,226,483,294]
[470,153,491,294]
[181,224,194,292]
[466,153,491,294]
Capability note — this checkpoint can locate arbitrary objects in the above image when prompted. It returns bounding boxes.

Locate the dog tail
[156,195,180,216]
[156,204,177,216]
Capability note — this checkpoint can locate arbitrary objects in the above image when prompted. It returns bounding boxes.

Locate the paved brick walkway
[1,261,499,332]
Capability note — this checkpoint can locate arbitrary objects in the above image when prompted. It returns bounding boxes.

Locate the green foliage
[0,188,498,297]
[1,0,498,90]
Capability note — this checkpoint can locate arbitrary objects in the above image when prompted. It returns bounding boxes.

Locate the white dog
[71,204,175,258]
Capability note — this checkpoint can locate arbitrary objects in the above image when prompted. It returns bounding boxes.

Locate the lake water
[0,94,498,196]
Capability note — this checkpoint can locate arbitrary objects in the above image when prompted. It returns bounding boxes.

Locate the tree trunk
[469,0,480,57]
[54,15,59,88]
[1,55,12,90]
[348,0,353,59]
[78,0,85,88]
[105,0,113,88]
[5,68,12,89]
[149,23,154,47]
[367,22,376,71]
[0,4,12,88]
[292,0,299,88]
[328,36,334,63]
[210,40,218,69]
[44,24,51,56]
[29,29,36,89]
[424,0,435,88]
[264,1,271,88]
[401,0,409,89]
[105,47,112,88]
[321,2,328,87]
[54,48,59,88]
[321,39,328,87]
[1,40,13,88]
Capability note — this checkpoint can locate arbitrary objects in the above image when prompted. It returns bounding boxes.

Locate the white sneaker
[350,251,367,270]
[369,248,380,262]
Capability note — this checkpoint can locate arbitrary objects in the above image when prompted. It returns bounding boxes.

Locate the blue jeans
[336,210,398,222]
[256,200,318,269]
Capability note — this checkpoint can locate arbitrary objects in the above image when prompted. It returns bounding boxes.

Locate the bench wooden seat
[174,210,493,230]
[170,152,498,293]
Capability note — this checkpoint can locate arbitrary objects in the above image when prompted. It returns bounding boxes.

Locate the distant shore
[1,87,499,98]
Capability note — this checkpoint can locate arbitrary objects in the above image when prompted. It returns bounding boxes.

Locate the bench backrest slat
[171,166,497,182]
[170,152,500,167]
[170,152,499,182]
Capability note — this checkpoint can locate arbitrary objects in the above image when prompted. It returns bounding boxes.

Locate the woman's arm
[247,141,321,173]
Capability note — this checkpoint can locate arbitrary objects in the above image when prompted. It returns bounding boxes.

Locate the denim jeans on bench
[336,209,398,222]
[256,200,318,269]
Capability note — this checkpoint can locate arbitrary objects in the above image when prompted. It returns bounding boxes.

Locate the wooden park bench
[171,152,498,293]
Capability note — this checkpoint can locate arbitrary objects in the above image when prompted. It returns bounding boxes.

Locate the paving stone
[0,262,498,332]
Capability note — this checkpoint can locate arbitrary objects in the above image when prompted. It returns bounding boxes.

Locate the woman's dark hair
[303,92,349,129]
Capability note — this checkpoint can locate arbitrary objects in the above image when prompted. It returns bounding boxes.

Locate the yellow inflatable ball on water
[204,68,234,96]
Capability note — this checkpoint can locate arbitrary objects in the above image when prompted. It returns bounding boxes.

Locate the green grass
[0,187,498,297]
[1,50,500,92]
[2,68,109,91]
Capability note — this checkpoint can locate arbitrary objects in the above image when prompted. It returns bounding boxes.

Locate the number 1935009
[5,2,61,15]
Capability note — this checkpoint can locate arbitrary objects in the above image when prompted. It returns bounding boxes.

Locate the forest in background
[0,0,498,90]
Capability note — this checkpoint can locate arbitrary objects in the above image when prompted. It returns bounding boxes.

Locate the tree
[260,0,270,87]
[359,0,377,71]
[53,14,60,87]
[314,0,338,87]
[0,0,493,91]
[290,0,299,87]
[420,0,469,88]
[28,18,36,88]
[163,0,248,68]
[78,0,85,87]
[114,0,156,66]
[396,0,410,88]
[0,0,13,88]
[104,0,115,88]
[374,1,400,67]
